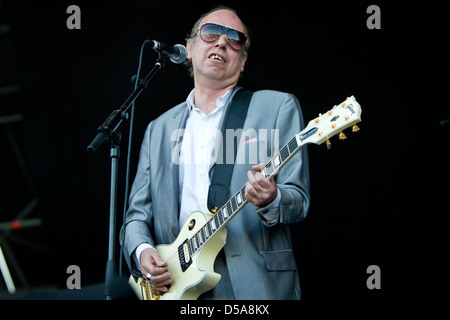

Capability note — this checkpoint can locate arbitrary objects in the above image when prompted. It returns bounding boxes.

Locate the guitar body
[129,210,227,300]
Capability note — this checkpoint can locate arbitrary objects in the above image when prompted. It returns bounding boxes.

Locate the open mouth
[209,53,225,62]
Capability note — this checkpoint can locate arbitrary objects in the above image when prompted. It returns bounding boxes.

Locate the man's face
[187,10,248,88]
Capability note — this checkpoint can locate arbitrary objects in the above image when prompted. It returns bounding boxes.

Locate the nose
[214,33,227,49]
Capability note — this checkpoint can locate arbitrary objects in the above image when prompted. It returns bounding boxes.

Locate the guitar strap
[207,88,253,214]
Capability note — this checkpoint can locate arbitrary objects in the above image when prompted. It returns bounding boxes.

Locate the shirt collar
[186,86,240,112]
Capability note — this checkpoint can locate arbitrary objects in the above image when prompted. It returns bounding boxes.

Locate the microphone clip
[144,40,187,64]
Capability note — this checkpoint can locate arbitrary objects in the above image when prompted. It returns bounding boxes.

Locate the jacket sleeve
[260,93,311,226]
[119,122,155,275]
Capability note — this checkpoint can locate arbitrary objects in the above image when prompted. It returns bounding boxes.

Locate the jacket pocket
[261,250,297,271]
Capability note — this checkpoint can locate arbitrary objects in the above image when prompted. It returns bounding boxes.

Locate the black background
[1,0,448,299]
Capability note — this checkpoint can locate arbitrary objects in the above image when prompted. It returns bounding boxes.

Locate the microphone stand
[87,52,166,300]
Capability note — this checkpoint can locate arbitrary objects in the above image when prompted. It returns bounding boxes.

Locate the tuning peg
[352,124,360,133]
[339,132,347,140]
[326,139,331,150]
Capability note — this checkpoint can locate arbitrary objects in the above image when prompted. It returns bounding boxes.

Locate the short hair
[184,5,251,77]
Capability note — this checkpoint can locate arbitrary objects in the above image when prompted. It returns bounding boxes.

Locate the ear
[240,52,248,72]
[186,39,193,60]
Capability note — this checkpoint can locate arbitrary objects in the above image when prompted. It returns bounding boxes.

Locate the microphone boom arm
[87,57,165,152]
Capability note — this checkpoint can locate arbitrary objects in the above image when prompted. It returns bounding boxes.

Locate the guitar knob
[326,139,331,150]
[339,132,347,140]
[352,124,360,133]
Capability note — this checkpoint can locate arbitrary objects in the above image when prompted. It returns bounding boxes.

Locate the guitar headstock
[297,96,362,148]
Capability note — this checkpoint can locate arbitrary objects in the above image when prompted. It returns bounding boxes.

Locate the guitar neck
[184,129,313,257]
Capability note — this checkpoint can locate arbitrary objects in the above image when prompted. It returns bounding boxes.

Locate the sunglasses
[196,23,248,51]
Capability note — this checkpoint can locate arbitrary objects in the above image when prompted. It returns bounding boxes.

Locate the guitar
[129,95,362,300]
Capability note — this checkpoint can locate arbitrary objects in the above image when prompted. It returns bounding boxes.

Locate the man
[121,6,310,299]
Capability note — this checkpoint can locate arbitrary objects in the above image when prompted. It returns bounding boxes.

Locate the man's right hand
[140,247,174,292]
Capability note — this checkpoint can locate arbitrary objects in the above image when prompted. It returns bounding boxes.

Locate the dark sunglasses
[196,23,248,51]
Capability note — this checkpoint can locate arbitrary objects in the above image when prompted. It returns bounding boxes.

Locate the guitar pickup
[178,239,193,272]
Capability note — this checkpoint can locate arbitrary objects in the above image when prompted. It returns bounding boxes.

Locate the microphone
[144,40,187,64]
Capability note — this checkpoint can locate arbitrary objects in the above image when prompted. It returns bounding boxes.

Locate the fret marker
[223,207,228,219]
[274,155,281,167]
[196,234,202,246]
[237,193,243,205]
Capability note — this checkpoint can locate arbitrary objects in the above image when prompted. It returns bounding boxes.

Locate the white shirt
[177,88,233,229]
[134,87,281,266]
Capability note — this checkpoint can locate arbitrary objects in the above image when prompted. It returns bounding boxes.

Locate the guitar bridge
[141,278,160,300]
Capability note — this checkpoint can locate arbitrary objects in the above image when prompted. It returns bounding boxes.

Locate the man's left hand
[245,163,277,208]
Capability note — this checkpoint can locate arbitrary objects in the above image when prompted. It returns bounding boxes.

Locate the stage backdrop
[2,0,448,298]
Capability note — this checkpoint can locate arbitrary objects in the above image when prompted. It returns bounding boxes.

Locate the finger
[150,270,172,284]
[142,257,168,274]
[141,258,168,277]
[144,248,168,267]
[245,181,261,204]
[152,274,174,292]
[244,181,254,197]
[155,283,173,292]
[254,171,269,185]
[248,170,266,193]
[150,251,167,268]
[251,162,265,172]
[149,266,168,277]
[247,173,262,199]
[255,172,277,191]
[247,170,256,185]
[155,285,169,292]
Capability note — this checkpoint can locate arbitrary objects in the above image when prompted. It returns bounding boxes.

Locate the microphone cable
[118,40,146,276]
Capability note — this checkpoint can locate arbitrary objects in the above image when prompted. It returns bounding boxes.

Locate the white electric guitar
[129,96,362,300]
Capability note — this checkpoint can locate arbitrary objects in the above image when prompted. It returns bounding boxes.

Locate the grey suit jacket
[121,88,310,300]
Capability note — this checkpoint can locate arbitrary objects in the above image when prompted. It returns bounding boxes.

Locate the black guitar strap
[207,88,253,214]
